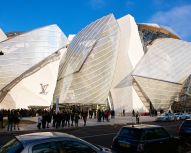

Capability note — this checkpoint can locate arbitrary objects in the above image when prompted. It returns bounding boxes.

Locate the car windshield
[118,127,141,140]
[0,138,23,153]
[143,128,170,140]
[182,120,191,127]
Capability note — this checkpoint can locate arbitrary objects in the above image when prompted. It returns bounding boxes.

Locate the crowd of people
[0,109,22,131]
[0,107,152,131]
[36,108,85,129]
[36,106,115,130]
[0,107,116,131]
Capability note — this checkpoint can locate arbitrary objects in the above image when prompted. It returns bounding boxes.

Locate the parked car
[156,113,176,121]
[111,124,179,153]
[0,132,111,153]
[179,119,191,139]
[184,113,191,119]
[174,113,187,120]
[178,119,191,152]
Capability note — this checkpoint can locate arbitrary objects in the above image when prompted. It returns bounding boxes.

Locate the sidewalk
[0,115,157,132]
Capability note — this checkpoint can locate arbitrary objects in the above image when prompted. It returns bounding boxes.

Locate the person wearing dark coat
[13,111,20,130]
[74,113,80,127]
[52,111,57,127]
[46,111,51,128]
[81,110,88,126]
[56,112,62,128]
[97,109,101,122]
[61,110,67,127]
[136,111,140,124]
[89,110,93,119]
[66,110,71,127]
[7,110,14,131]
[71,110,75,126]
[41,111,47,129]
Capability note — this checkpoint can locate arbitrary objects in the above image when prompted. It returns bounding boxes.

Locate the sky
[0,0,191,41]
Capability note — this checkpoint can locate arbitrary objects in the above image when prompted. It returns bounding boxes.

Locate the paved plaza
[0,115,156,132]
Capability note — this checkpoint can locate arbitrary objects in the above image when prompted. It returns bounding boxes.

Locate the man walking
[135,111,140,124]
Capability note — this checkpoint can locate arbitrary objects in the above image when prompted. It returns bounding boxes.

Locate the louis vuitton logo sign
[40,83,49,95]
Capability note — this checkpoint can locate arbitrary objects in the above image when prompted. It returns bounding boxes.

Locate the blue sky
[0,0,191,41]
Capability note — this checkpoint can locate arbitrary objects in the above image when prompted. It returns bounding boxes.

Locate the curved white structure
[110,15,148,113]
[0,25,68,109]
[54,14,120,105]
[0,28,7,42]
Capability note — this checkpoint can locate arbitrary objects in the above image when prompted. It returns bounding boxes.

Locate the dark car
[179,119,191,139]
[111,124,178,153]
[178,119,191,152]
[0,132,111,153]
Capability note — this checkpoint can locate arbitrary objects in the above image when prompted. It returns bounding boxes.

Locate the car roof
[122,124,162,129]
[185,119,191,121]
[16,132,77,146]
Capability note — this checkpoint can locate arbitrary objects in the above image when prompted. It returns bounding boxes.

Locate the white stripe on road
[80,133,116,139]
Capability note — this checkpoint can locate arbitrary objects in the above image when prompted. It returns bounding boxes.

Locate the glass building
[0,14,191,113]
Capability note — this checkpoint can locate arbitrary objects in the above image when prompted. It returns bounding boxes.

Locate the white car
[174,113,187,120]
[156,113,176,121]
[184,113,191,119]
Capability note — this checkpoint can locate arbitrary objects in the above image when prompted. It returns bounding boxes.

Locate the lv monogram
[40,83,49,95]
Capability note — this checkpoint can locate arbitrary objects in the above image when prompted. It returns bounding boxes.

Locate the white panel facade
[0,28,7,42]
[110,14,147,114]
[0,48,66,109]
[0,49,65,109]
[0,25,68,108]
[0,25,67,91]
[133,38,191,84]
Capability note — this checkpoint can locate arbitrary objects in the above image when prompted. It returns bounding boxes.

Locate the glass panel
[0,138,23,153]
[182,120,191,127]
[119,128,141,140]
[143,128,169,140]
[133,38,191,84]
[32,142,59,153]
[134,76,182,110]
[59,141,97,153]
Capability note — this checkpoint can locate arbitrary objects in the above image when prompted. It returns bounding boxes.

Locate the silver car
[0,132,111,153]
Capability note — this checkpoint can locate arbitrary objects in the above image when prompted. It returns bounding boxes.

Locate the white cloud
[149,5,191,41]
[89,0,106,9]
